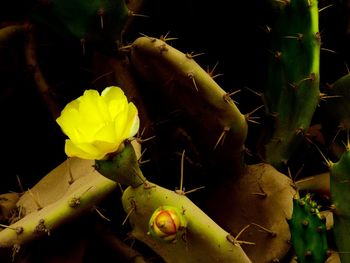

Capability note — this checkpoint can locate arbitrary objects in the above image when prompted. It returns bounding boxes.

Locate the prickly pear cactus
[122,182,252,263]
[0,158,116,248]
[263,0,320,167]
[330,148,350,263]
[130,36,248,175]
[31,0,130,44]
[322,73,350,130]
[288,194,328,263]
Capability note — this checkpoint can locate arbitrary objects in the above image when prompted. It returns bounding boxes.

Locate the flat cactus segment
[264,0,320,167]
[323,73,350,129]
[0,158,116,248]
[330,149,350,263]
[130,36,248,175]
[288,194,328,263]
[32,0,129,42]
[206,163,296,263]
[122,182,252,263]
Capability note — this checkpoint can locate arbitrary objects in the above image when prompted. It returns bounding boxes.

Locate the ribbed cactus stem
[264,0,320,167]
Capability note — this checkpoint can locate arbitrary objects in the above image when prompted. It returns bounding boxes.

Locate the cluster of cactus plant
[288,194,328,263]
[1,0,350,262]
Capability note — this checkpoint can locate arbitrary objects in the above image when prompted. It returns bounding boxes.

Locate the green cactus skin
[323,73,350,130]
[288,194,328,263]
[0,158,116,248]
[130,36,248,175]
[32,0,129,44]
[264,0,320,167]
[330,149,350,263]
[95,141,146,187]
[122,182,252,263]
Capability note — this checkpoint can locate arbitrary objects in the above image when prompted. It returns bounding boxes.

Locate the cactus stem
[251,223,277,237]
[158,43,169,53]
[27,189,42,211]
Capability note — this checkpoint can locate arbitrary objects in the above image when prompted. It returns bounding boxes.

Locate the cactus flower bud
[148,206,187,242]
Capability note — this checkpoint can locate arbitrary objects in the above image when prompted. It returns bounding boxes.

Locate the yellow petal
[114,108,128,141]
[101,86,124,103]
[57,86,140,160]
[56,107,83,143]
[123,102,139,138]
[102,86,128,119]
[78,90,109,124]
[92,140,123,159]
[65,139,95,159]
[94,122,117,143]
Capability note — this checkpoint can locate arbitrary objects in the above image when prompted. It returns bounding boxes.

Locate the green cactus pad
[288,194,328,263]
[130,36,248,175]
[122,182,252,263]
[0,158,116,248]
[31,0,129,43]
[330,149,350,263]
[264,0,320,167]
[323,73,350,130]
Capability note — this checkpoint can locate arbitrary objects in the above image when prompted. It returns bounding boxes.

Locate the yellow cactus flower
[56,86,139,160]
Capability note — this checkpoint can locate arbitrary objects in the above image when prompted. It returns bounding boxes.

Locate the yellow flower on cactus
[56,86,139,160]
